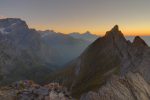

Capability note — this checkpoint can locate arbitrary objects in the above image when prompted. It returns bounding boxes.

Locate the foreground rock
[0,80,73,100]
[80,72,150,100]
[0,87,16,100]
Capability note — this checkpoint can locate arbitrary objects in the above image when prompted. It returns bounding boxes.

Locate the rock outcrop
[80,72,150,100]
[0,81,73,100]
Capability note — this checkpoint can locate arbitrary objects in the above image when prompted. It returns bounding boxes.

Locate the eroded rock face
[80,72,150,100]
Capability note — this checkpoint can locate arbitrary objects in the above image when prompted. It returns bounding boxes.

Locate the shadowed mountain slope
[0,18,60,85]
[54,25,150,99]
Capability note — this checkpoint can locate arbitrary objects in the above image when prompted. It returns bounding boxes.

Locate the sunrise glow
[1,0,150,36]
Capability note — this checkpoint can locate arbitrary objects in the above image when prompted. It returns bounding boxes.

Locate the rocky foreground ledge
[0,80,74,100]
[80,72,150,100]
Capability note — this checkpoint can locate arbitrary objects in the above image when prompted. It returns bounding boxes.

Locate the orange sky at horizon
[29,24,150,36]
[2,17,150,36]
[1,0,150,36]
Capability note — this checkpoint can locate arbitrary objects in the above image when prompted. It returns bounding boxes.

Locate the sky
[0,0,150,36]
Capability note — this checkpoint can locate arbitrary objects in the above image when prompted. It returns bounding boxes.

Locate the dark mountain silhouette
[54,25,150,100]
[126,36,150,46]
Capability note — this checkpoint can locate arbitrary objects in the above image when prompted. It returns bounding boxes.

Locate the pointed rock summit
[111,25,119,32]
[105,25,124,38]
[104,25,126,45]
[133,36,148,47]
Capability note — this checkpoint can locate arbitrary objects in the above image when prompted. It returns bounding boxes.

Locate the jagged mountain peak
[133,36,148,47]
[105,25,124,39]
[1,17,27,31]
[111,25,119,32]
[83,31,91,35]
[0,18,28,27]
[0,18,28,34]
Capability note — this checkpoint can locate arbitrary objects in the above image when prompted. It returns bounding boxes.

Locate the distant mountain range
[0,18,96,85]
[69,31,98,42]
[39,30,92,65]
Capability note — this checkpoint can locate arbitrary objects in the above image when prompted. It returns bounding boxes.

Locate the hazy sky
[0,0,150,35]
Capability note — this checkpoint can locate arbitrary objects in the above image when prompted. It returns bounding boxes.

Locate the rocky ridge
[80,72,150,100]
[57,25,150,99]
[78,26,150,100]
